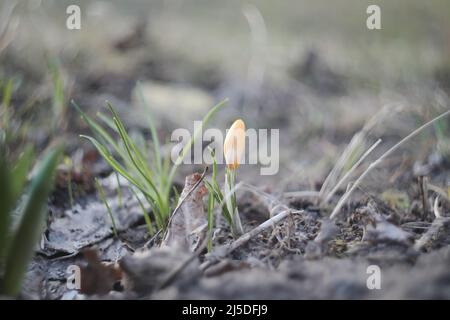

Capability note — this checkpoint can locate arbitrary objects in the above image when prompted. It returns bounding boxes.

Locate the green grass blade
[95,178,118,238]
[106,102,155,180]
[2,78,13,129]
[167,98,228,191]
[96,111,117,132]
[205,180,231,225]
[115,171,123,209]
[130,186,154,236]
[2,79,13,107]
[172,185,180,205]
[72,101,122,156]
[80,135,158,204]
[3,144,63,296]
[207,190,215,252]
[10,144,34,204]
[0,144,12,262]
[74,102,145,191]
[206,147,232,224]
[111,116,162,205]
[137,81,162,174]
[105,103,166,214]
[80,135,143,190]
[48,60,65,132]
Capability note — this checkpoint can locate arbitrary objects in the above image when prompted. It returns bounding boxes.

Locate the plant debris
[161,172,208,251]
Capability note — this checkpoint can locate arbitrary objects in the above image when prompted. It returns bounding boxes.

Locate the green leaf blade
[3,144,63,296]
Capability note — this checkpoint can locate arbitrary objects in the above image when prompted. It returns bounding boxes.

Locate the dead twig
[229,209,299,252]
[414,217,450,251]
[200,209,302,271]
[418,176,429,219]
[142,229,162,249]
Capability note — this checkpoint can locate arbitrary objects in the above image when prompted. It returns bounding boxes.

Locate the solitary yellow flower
[224,119,246,170]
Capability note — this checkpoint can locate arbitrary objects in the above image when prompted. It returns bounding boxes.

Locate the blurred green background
[1,0,450,187]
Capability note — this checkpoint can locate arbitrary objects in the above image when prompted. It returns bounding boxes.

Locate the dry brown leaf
[161,172,208,251]
[79,249,122,295]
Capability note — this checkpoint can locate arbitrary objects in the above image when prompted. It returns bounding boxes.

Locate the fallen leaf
[161,172,208,251]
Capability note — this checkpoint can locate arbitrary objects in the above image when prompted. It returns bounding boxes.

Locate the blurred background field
[2,1,450,186]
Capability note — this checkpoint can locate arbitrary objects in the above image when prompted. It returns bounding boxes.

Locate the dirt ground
[1,0,450,299]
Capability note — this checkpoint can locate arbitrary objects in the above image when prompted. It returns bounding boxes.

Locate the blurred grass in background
[2,0,450,84]
[1,0,450,188]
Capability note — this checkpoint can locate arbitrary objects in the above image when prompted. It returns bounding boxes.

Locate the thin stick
[143,229,162,249]
[330,109,450,220]
[228,209,298,252]
[201,209,302,270]
[418,176,429,219]
[414,217,450,251]
[323,139,382,205]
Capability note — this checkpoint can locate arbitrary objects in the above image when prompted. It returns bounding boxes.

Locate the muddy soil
[23,157,450,299]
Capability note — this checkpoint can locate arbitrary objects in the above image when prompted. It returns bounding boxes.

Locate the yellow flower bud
[224,119,246,170]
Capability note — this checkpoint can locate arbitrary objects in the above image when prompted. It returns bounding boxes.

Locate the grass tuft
[74,96,228,233]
